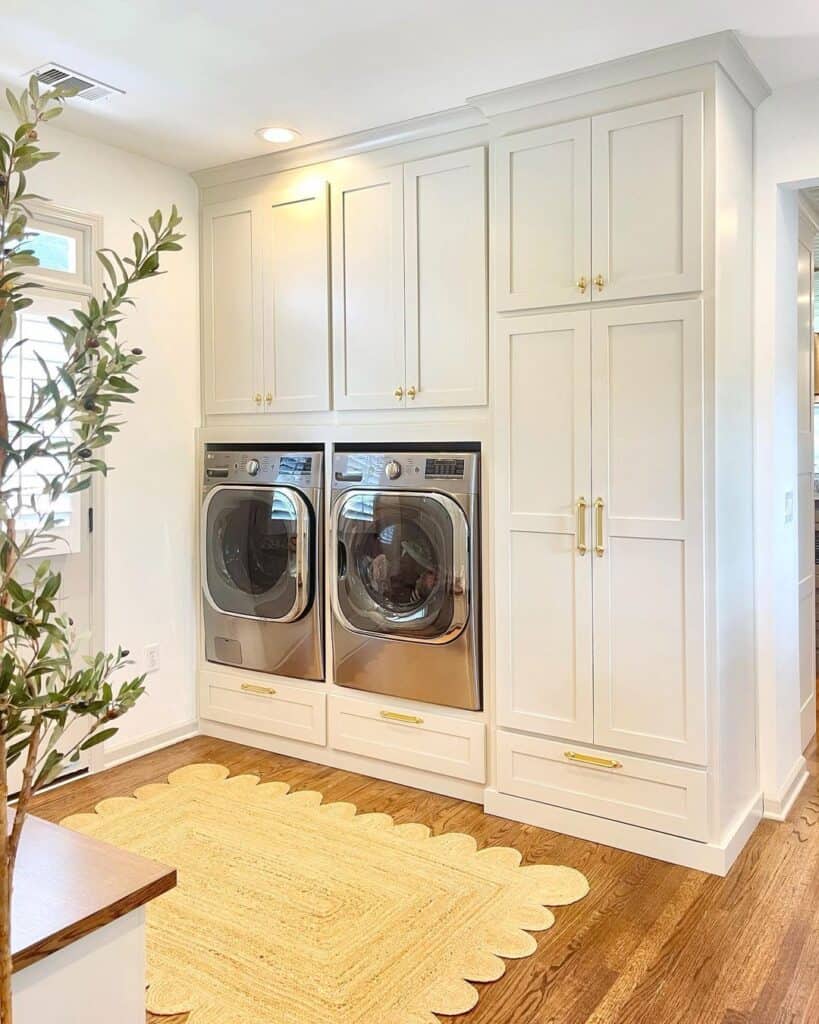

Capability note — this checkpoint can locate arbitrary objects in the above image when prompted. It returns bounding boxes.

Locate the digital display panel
[279,456,312,475]
[424,458,465,479]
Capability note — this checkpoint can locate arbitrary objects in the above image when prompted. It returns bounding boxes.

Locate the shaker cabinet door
[495,120,591,312]
[495,311,594,742]
[262,180,331,412]
[403,147,488,407]
[591,93,703,302]
[201,198,264,415]
[590,300,706,764]
[331,167,406,410]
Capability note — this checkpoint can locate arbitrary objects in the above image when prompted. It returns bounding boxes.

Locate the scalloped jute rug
[61,763,589,1023]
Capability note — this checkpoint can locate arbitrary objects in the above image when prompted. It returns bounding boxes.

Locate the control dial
[245,458,261,477]
[385,460,402,480]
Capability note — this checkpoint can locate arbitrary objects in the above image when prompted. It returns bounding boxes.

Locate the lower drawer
[202,670,326,746]
[497,731,708,841]
[329,694,486,783]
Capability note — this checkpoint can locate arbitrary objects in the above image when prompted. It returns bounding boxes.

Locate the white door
[797,212,816,750]
[202,197,264,414]
[494,120,591,311]
[403,147,488,408]
[331,166,405,410]
[591,94,703,302]
[262,180,331,412]
[591,300,706,764]
[6,300,94,794]
[495,311,593,741]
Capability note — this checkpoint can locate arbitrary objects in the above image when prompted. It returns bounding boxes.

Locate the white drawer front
[497,731,707,841]
[202,670,326,746]
[329,694,486,783]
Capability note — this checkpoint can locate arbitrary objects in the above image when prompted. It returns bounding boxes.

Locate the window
[27,229,77,274]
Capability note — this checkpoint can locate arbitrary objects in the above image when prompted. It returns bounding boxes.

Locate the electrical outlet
[145,643,160,674]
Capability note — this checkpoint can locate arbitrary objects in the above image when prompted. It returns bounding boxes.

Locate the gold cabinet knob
[265,392,272,404]
[593,274,605,292]
[406,385,417,400]
[577,276,588,294]
[393,386,404,400]
[254,392,262,405]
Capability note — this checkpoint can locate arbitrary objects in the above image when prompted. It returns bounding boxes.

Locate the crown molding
[192,105,486,189]
[468,31,771,118]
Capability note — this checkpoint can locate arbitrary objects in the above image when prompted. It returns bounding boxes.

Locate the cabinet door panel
[263,181,330,411]
[404,147,487,407]
[592,301,705,763]
[202,199,263,415]
[331,168,405,410]
[592,94,703,301]
[496,312,593,741]
[495,120,591,311]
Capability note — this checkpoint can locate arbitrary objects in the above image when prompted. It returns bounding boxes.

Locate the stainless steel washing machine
[330,447,481,710]
[202,444,323,680]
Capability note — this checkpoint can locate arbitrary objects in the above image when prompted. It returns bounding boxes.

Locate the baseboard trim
[763,755,809,821]
[200,718,485,804]
[483,789,763,876]
[104,721,200,769]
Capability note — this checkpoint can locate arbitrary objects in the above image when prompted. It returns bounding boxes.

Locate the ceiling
[1,0,819,172]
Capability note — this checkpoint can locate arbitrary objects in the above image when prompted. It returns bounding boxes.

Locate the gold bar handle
[241,683,277,696]
[564,750,622,769]
[594,498,605,557]
[576,497,588,555]
[380,710,424,725]
[593,274,605,292]
[577,276,588,294]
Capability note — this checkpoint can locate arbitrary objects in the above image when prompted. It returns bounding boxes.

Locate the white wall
[754,76,819,813]
[0,109,200,757]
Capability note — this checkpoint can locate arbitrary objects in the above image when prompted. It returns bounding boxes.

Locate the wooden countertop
[12,814,175,973]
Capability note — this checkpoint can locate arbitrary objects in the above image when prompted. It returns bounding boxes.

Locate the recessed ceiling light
[256,126,301,144]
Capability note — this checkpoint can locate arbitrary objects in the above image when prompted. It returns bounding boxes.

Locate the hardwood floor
[28,731,819,1024]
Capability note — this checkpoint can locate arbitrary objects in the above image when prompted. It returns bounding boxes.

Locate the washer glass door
[204,485,311,621]
[333,490,469,642]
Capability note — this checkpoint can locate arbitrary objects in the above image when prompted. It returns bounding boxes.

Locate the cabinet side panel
[714,69,758,830]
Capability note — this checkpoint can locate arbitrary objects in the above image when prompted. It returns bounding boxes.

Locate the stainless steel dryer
[330,447,481,710]
[202,444,323,680]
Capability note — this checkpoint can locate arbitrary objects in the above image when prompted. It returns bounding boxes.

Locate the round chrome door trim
[201,484,312,624]
[329,488,470,646]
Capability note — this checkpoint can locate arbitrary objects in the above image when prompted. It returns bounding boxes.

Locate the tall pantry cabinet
[488,61,760,872]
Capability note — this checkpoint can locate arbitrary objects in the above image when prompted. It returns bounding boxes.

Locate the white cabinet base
[13,910,146,1024]
[484,788,762,877]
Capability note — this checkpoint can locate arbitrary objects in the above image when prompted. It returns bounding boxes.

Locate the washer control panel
[332,450,479,495]
[204,447,322,488]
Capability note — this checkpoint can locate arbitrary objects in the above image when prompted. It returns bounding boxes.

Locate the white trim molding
[762,755,809,821]
[103,721,200,769]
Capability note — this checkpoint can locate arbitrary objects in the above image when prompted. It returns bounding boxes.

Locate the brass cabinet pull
[406,385,417,400]
[241,682,276,696]
[576,497,588,555]
[393,386,404,400]
[265,391,272,404]
[254,392,262,405]
[380,710,423,725]
[594,498,605,557]
[593,274,605,292]
[564,750,622,769]
[577,276,588,294]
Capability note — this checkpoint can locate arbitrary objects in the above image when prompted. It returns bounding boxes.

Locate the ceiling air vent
[27,63,124,102]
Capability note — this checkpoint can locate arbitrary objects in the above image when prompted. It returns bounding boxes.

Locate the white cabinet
[331,146,487,410]
[403,148,487,407]
[495,94,702,310]
[495,120,591,311]
[202,197,264,415]
[495,311,593,742]
[332,167,405,410]
[202,180,331,416]
[495,300,706,765]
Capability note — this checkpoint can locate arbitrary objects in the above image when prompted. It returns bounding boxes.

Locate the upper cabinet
[403,148,488,408]
[332,146,488,410]
[495,93,703,311]
[331,167,405,410]
[202,180,330,416]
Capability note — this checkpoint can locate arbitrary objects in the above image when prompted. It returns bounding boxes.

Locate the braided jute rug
[61,762,589,1023]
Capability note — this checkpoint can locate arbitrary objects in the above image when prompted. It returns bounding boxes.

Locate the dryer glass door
[333,490,469,643]
[204,485,311,622]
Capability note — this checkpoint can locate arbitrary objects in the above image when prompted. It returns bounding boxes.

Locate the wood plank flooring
[28,731,819,1024]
